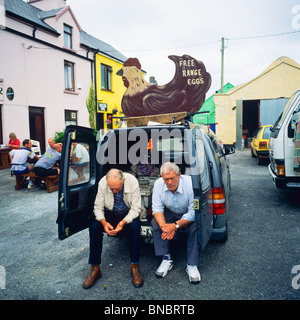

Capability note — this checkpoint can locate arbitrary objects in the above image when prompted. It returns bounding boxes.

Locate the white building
[0,0,126,153]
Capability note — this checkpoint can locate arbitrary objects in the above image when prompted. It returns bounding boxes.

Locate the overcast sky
[67,0,300,97]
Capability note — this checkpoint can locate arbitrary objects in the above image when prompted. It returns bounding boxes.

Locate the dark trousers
[151,208,199,265]
[88,211,140,265]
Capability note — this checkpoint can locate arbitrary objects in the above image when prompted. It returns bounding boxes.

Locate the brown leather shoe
[130,264,143,287]
[83,265,101,289]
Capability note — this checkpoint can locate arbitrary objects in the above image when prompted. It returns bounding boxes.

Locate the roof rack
[113,111,210,128]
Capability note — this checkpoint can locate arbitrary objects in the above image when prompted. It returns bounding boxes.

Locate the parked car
[251,125,272,164]
[56,116,234,252]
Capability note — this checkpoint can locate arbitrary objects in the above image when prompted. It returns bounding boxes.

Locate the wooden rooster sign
[116,54,211,117]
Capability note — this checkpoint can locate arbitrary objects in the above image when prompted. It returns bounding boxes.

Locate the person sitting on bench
[11,139,39,175]
[33,144,62,183]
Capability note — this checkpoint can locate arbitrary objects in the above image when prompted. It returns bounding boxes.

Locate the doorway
[96,112,104,129]
[29,107,46,154]
[242,100,260,138]
[236,99,260,150]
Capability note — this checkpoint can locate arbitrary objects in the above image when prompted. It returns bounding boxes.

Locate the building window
[64,61,75,91]
[101,64,112,91]
[65,110,77,126]
[64,24,72,48]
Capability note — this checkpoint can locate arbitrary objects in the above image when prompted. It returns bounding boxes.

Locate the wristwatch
[174,222,180,230]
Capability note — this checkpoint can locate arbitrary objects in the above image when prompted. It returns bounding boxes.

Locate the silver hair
[160,162,180,176]
[106,168,124,182]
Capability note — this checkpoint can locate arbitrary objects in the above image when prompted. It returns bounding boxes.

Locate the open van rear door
[190,127,214,251]
[57,125,98,240]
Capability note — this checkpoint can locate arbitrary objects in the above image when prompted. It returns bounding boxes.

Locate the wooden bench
[14,172,59,193]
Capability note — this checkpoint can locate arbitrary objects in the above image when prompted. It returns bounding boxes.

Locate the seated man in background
[48,137,55,149]
[11,139,39,175]
[33,144,62,184]
[70,142,89,182]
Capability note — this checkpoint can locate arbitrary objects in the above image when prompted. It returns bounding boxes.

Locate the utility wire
[226,30,300,41]
[109,30,300,53]
[26,30,300,53]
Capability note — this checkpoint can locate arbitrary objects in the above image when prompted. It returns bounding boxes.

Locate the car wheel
[256,155,262,165]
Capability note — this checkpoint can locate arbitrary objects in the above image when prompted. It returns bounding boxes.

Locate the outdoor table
[0,147,12,169]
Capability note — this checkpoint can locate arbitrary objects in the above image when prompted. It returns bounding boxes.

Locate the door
[285,97,300,176]
[189,127,213,251]
[236,100,243,150]
[29,107,46,154]
[0,105,2,144]
[57,125,99,240]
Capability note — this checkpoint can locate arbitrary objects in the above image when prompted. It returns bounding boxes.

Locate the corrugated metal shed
[260,98,289,126]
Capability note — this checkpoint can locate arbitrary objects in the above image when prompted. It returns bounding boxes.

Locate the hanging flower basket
[105,115,112,125]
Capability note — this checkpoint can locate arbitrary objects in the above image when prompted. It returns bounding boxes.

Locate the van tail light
[259,141,267,149]
[277,164,285,176]
[208,187,226,215]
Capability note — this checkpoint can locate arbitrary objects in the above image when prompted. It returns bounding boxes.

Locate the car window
[254,127,262,139]
[68,142,90,186]
[262,127,271,139]
[195,137,210,192]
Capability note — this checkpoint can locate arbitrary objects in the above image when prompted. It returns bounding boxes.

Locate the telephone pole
[220,37,225,93]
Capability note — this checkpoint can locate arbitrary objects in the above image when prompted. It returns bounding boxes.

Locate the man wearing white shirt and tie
[151,162,201,284]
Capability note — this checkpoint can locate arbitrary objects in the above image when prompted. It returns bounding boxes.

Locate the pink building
[0,0,126,152]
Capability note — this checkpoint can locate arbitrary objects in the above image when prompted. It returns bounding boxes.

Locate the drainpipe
[86,46,90,59]
[93,50,99,130]
[32,25,37,38]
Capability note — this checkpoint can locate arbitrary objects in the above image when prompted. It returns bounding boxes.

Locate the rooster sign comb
[116,54,211,117]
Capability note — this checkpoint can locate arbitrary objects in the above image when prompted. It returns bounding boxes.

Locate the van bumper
[268,164,300,189]
[211,225,227,241]
[211,214,227,241]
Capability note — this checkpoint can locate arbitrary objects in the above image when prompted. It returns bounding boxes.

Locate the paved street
[0,148,299,300]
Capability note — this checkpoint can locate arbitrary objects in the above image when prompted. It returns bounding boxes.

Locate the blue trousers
[88,212,140,265]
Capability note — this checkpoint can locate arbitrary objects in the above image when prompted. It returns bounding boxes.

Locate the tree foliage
[86,81,96,129]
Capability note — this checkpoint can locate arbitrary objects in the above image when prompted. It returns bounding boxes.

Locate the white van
[269,89,300,189]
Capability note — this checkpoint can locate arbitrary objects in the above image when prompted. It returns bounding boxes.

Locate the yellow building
[80,31,127,130]
[214,56,300,149]
[95,54,126,130]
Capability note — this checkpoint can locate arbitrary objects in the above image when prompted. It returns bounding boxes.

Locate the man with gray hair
[151,162,200,283]
[83,169,143,289]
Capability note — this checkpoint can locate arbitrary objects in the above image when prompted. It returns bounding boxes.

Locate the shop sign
[6,87,14,101]
[116,54,211,117]
[98,103,107,112]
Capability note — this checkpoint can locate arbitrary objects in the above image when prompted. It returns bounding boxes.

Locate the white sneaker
[186,265,201,283]
[28,181,34,189]
[156,259,173,278]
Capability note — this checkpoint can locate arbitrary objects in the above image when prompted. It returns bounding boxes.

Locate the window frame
[101,64,112,91]
[64,60,75,91]
[65,110,77,127]
[64,24,72,49]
